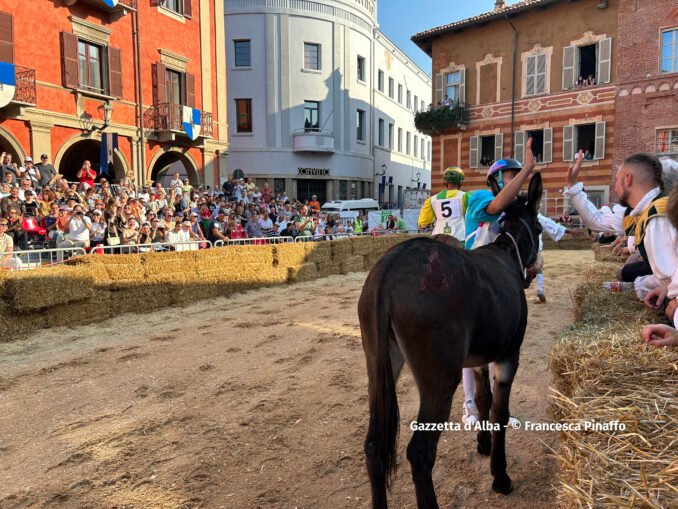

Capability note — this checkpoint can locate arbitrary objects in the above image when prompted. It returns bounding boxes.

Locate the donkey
[358,173,543,508]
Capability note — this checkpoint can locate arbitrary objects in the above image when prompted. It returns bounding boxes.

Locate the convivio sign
[298,168,331,176]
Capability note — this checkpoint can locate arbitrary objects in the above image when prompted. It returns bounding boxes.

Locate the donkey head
[500,173,543,288]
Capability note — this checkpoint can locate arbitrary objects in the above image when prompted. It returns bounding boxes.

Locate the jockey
[417,166,469,242]
[461,141,537,426]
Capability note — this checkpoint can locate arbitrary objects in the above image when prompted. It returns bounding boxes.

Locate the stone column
[29,120,53,160]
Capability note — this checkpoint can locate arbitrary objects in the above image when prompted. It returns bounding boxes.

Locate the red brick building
[0,0,228,187]
[412,0,619,215]
[614,0,678,169]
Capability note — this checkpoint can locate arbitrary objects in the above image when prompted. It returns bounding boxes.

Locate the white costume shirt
[633,216,678,300]
[537,213,566,251]
[562,182,627,234]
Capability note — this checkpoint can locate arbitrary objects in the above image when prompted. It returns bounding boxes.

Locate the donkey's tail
[361,277,400,492]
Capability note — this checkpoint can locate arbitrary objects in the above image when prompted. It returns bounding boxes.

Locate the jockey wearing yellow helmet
[417,166,469,242]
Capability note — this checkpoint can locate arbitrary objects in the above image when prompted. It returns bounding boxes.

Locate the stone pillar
[29,120,53,160]
[326,179,334,200]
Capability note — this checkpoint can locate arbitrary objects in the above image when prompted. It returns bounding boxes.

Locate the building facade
[0,0,228,188]
[224,0,431,205]
[412,0,619,215]
[614,0,678,168]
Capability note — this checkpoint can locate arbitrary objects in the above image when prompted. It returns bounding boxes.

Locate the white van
[320,199,380,219]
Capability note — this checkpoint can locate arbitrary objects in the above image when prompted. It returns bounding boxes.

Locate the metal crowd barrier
[87,240,211,255]
[2,247,87,270]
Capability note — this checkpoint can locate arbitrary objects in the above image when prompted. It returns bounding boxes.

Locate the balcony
[0,66,36,116]
[144,103,213,143]
[292,129,335,153]
[414,102,470,135]
[66,0,136,21]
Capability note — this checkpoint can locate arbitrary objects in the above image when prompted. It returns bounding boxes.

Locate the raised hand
[566,150,584,187]
[523,138,535,172]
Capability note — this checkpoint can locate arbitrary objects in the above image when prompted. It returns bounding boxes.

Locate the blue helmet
[486,158,523,189]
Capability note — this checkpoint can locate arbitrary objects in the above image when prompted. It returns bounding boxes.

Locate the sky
[378,0,517,75]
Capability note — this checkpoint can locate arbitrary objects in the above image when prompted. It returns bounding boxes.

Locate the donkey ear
[527,172,543,214]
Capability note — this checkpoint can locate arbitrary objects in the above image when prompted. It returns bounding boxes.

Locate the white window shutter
[543,127,553,163]
[597,37,612,84]
[494,133,503,162]
[536,54,547,94]
[525,55,536,96]
[514,131,526,164]
[594,121,606,159]
[435,73,443,106]
[563,125,574,161]
[459,68,466,104]
[562,45,575,90]
[469,135,479,168]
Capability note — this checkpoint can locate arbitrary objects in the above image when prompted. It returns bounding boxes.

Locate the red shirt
[309,200,320,211]
[79,168,96,188]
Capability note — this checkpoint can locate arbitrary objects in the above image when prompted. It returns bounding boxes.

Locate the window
[414,95,418,111]
[446,71,461,103]
[377,69,384,91]
[662,29,678,74]
[388,77,394,98]
[165,69,183,105]
[356,109,365,141]
[388,123,394,150]
[414,135,418,158]
[164,0,183,15]
[235,98,252,133]
[304,100,319,131]
[398,84,403,104]
[575,124,596,158]
[378,118,384,147]
[480,136,495,166]
[234,40,251,67]
[78,40,103,92]
[577,44,596,85]
[357,56,365,82]
[528,130,544,162]
[406,132,411,155]
[428,141,431,160]
[656,128,678,159]
[407,91,411,109]
[421,138,425,161]
[397,128,402,152]
[304,43,320,70]
[421,100,425,111]
[525,53,547,96]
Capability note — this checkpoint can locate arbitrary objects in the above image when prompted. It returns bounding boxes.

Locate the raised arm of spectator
[485,138,536,216]
[537,213,566,242]
[564,151,625,234]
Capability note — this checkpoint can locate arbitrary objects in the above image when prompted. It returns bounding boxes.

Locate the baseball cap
[40,154,48,159]
[218,209,227,215]
[182,221,191,226]
[190,212,198,217]
[24,156,32,162]
[92,210,102,215]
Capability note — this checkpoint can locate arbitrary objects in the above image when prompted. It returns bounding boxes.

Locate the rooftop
[411,0,564,56]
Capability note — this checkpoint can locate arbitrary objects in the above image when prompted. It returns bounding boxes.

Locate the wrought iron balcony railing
[144,102,213,140]
[13,65,36,106]
[414,102,470,135]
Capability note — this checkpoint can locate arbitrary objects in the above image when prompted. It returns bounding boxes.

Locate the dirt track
[0,250,593,508]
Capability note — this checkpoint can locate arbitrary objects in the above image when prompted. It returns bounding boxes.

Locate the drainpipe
[505,13,517,158]
[133,7,146,186]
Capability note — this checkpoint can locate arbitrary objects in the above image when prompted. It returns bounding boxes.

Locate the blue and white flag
[182,106,201,140]
[99,132,119,177]
[101,0,119,7]
[0,61,16,108]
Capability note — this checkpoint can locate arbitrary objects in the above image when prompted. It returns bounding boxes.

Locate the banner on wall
[101,0,119,7]
[182,106,202,140]
[0,62,16,108]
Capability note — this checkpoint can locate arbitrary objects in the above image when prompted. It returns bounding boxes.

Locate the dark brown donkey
[359,173,543,508]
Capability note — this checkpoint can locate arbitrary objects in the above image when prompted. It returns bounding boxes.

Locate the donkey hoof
[492,473,513,495]
[476,433,491,456]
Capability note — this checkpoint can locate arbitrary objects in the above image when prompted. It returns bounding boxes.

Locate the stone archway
[0,125,27,167]
[147,147,201,188]
[54,134,128,184]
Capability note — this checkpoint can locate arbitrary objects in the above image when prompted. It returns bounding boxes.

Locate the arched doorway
[56,139,126,184]
[148,149,200,188]
[0,126,27,168]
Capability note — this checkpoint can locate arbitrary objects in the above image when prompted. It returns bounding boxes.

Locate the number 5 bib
[431,190,467,241]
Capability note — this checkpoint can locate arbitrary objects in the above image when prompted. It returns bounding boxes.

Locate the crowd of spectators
[0,157,398,267]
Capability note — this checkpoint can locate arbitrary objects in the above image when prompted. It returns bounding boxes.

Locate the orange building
[412,0,619,215]
[0,0,228,187]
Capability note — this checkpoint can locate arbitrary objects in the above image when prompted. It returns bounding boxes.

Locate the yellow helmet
[443,167,465,184]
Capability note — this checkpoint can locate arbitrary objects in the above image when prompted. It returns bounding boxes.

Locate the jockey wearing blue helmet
[460,141,537,427]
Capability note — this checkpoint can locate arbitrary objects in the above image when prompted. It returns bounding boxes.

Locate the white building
[224,0,431,206]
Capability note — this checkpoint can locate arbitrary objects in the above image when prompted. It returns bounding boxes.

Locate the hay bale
[109,285,173,315]
[351,236,377,256]
[142,250,199,285]
[592,242,626,263]
[44,293,113,328]
[548,262,676,508]
[363,252,384,271]
[0,310,47,342]
[330,238,354,261]
[340,255,364,275]
[3,265,97,311]
[287,263,318,283]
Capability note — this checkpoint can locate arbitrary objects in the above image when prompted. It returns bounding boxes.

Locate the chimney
[494,0,506,9]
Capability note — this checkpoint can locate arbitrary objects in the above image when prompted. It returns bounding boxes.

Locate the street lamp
[97,102,114,131]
